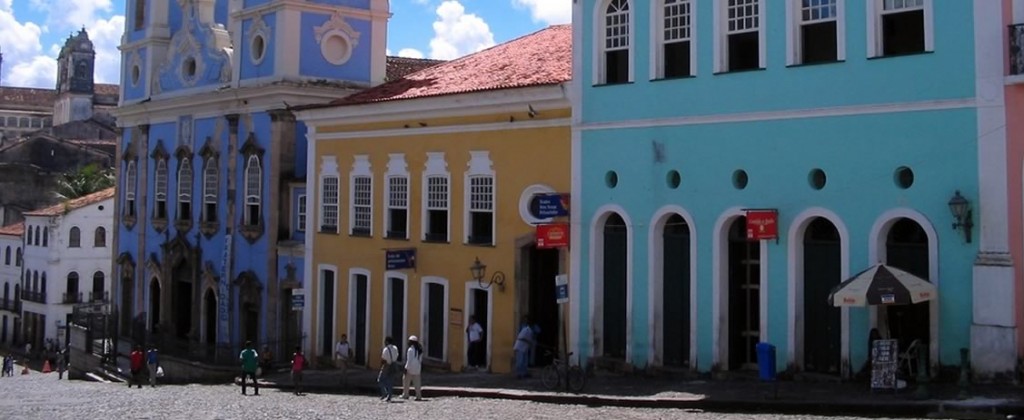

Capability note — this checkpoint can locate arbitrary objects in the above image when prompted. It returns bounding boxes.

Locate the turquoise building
[569,0,1017,379]
[112,0,391,361]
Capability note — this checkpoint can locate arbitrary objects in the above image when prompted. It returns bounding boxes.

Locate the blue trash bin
[756,342,776,381]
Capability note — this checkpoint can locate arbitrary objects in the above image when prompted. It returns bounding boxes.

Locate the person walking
[239,341,260,396]
[146,346,160,387]
[128,345,144,389]
[335,334,352,385]
[56,349,67,380]
[402,335,423,401]
[378,336,400,402]
[466,316,484,370]
[513,317,534,379]
[290,346,306,395]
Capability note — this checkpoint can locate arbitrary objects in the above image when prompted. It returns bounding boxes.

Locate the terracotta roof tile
[95,84,119,96]
[0,87,57,109]
[0,222,25,236]
[386,56,445,82]
[325,25,571,107]
[24,187,115,216]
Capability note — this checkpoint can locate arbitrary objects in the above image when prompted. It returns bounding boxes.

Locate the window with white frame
[297,194,307,232]
[792,0,841,64]
[873,0,929,57]
[350,155,373,236]
[720,0,763,72]
[244,154,261,226]
[659,0,694,78]
[321,176,339,232]
[422,152,449,243]
[125,161,137,218]
[467,176,494,245]
[386,176,409,239]
[177,157,193,220]
[154,159,168,219]
[601,0,631,84]
[203,157,218,223]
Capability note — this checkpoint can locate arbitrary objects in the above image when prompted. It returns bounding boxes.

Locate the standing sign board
[870,339,899,391]
[555,274,569,304]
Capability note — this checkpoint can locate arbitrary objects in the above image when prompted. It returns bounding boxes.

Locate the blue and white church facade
[570,0,1018,380]
[112,0,389,359]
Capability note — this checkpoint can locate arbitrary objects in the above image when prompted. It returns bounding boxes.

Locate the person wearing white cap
[402,335,424,401]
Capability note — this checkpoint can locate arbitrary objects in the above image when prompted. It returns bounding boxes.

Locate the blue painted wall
[294,121,308,179]
[299,12,372,84]
[239,14,277,80]
[121,47,148,102]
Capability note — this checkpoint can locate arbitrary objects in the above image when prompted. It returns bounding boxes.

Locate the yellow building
[296,25,572,373]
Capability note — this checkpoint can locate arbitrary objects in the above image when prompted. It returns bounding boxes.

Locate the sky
[0,0,570,89]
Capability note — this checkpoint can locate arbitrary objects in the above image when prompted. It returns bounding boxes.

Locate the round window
[667,170,681,189]
[131,64,141,86]
[732,169,748,190]
[251,34,266,63]
[321,32,352,65]
[809,168,827,190]
[894,166,914,189]
[182,57,197,80]
[605,171,619,189]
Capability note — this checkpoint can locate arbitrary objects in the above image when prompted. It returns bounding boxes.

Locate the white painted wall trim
[348,267,372,365]
[647,205,698,369]
[868,208,941,371]
[317,264,339,358]
[382,271,409,352]
[587,204,635,361]
[712,206,766,370]
[785,208,851,375]
[464,283,494,371]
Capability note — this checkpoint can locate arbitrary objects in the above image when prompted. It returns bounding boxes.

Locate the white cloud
[428,1,495,60]
[34,0,114,31]
[8,56,57,88]
[511,0,571,25]
[88,14,125,85]
[398,48,425,59]
[0,1,48,87]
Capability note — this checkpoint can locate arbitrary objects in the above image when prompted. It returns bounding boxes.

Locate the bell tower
[53,29,96,125]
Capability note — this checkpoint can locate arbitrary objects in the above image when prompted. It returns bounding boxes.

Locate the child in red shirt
[129,345,144,389]
[291,346,306,395]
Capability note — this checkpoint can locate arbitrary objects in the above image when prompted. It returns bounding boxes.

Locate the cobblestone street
[0,370,915,420]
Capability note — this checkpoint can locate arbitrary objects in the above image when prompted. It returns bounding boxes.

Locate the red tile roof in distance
[0,222,25,237]
[330,24,571,106]
[24,187,115,216]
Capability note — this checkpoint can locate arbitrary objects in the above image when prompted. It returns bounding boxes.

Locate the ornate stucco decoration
[246,13,271,65]
[314,12,361,65]
[156,0,234,92]
[128,49,143,87]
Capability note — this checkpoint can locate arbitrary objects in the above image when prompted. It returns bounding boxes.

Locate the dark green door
[728,217,759,370]
[321,271,334,357]
[426,283,445,359]
[528,247,559,366]
[885,218,929,365]
[388,277,405,354]
[354,274,367,366]
[803,218,841,374]
[662,215,690,367]
[603,214,627,359]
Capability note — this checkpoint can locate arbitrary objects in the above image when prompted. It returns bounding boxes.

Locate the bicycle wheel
[566,366,586,393]
[540,365,560,390]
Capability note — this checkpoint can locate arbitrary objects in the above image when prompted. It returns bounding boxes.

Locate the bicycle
[540,349,586,393]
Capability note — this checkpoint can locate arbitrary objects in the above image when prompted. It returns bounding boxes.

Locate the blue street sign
[555,274,569,304]
[531,193,569,219]
[291,294,304,311]
[386,249,417,270]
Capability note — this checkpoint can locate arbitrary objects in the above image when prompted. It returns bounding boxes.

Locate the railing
[62,292,84,304]
[21,290,46,304]
[0,298,17,312]
[1010,24,1024,75]
[88,290,110,303]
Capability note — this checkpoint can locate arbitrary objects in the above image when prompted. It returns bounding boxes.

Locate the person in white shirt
[335,334,353,385]
[513,316,534,379]
[378,336,400,402]
[402,335,424,401]
[466,316,484,370]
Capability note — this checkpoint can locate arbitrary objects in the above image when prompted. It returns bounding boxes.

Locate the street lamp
[947,190,973,243]
[470,257,505,292]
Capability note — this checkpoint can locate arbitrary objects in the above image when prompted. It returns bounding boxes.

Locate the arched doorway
[727,217,759,370]
[92,272,105,301]
[149,277,161,333]
[120,275,134,334]
[662,214,690,367]
[602,213,627,359]
[204,289,217,346]
[884,218,930,368]
[172,261,194,339]
[238,273,261,346]
[802,217,841,374]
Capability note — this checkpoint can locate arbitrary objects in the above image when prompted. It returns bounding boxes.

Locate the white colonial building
[19,188,114,350]
[0,222,23,346]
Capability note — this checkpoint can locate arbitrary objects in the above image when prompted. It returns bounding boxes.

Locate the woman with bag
[377,336,399,402]
[402,335,423,401]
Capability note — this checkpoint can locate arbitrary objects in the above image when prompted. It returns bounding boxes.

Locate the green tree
[54,163,115,200]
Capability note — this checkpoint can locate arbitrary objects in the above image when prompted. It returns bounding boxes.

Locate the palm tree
[54,163,115,200]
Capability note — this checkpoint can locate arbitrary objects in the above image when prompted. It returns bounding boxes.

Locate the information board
[870,339,899,391]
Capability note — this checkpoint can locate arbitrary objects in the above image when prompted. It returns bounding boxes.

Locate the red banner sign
[537,223,570,249]
[746,210,778,241]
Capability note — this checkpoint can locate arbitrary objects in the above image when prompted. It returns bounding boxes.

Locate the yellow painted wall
[308,110,571,373]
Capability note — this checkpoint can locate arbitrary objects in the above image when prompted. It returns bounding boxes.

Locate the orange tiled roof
[24,187,115,216]
[95,84,119,96]
[385,56,445,82]
[0,222,25,236]
[325,25,571,107]
[0,87,57,109]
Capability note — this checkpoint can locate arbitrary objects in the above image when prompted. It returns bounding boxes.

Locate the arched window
[600,0,632,84]
[42,227,48,247]
[178,157,193,220]
[92,271,105,301]
[41,272,46,296]
[67,272,80,297]
[3,246,9,265]
[32,271,39,292]
[94,227,106,247]
[203,157,218,223]
[15,248,21,267]
[34,226,40,246]
[244,155,262,226]
[134,0,146,30]
[125,161,138,217]
[154,159,168,219]
[69,226,81,248]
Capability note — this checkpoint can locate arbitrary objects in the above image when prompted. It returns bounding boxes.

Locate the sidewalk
[252,366,1024,418]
